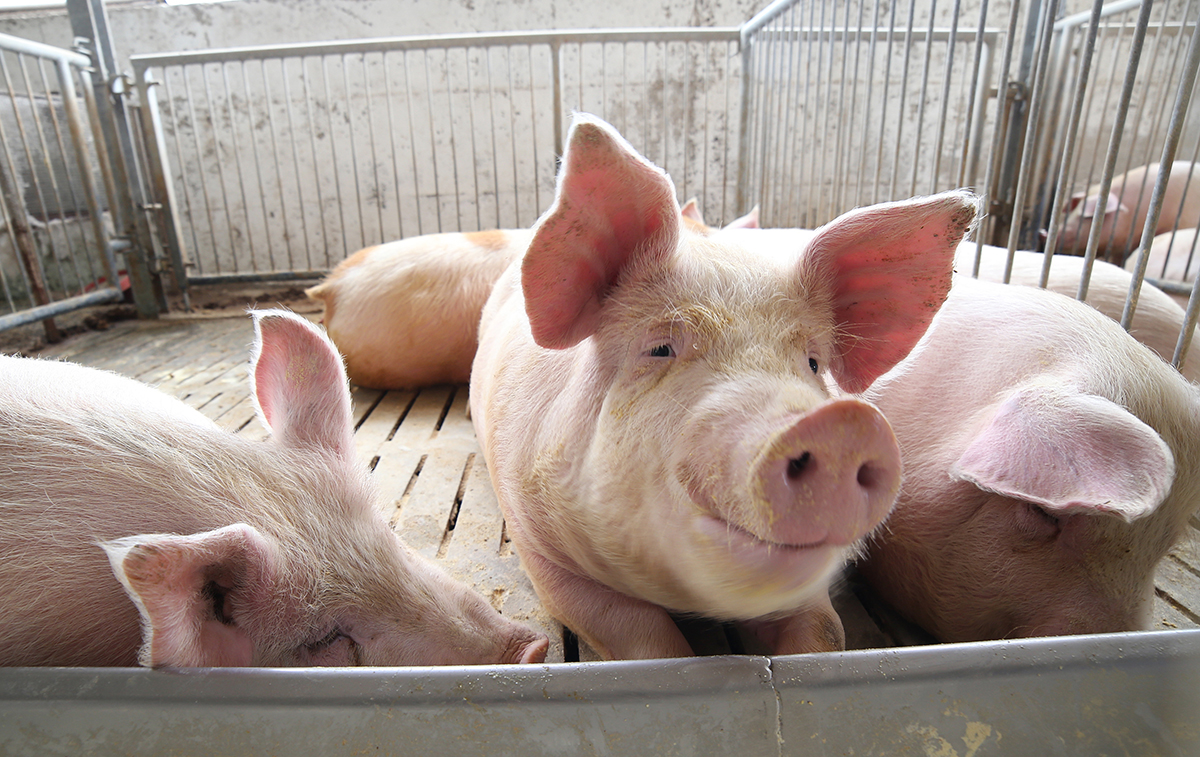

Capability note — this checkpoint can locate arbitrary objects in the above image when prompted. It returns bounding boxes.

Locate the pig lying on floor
[0,309,548,667]
[470,113,977,660]
[859,276,1200,642]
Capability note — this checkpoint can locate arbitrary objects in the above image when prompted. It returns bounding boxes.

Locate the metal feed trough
[2,0,1200,753]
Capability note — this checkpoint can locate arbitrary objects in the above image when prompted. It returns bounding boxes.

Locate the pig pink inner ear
[950,386,1175,522]
[1081,192,1125,219]
[100,524,275,668]
[521,115,680,350]
[250,309,355,460]
[802,191,977,393]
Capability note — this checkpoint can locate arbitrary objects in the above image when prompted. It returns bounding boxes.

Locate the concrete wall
[0,0,763,71]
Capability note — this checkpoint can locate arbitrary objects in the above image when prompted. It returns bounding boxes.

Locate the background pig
[1125,228,1200,283]
[471,113,976,660]
[306,229,532,388]
[960,241,1200,381]
[859,276,1200,642]
[1056,161,1200,259]
[0,309,548,667]
[305,200,760,390]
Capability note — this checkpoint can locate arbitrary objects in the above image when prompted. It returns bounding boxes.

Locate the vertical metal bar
[161,70,201,283]
[832,0,857,214]
[201,64,239,273]
[797,1,816,225]
[887,0,918,202]
[817,1,837,222]
[485,46,502,228]
[661,42,669,177]
[221,61,258,272]
[528,45,541,216]
[282,57,315,265]
[443,49,463,231]
[1125,14,1200,343]
[910,0,940,196]
[321,55,350,261]
[722,38,733,222]
[1075,0,1153,301]
[422,49,444,233]
[780,3,803,227]
[77,63,118,239]
[956,0,989,187]
[361,53,385,244]
[301,57,331,266]
[856,0,883,209]
[1003,0,1058,283]
[464,47,482,231]
[872,0,899,205]
[970,0,1022,275]
[183,67,216,275]
[339,54,366,251]
[929,0,962,194]
[551,40,563,162]
[682,41,691,203]
[259,58,295,270]
[701,42,710,220]
[134,67,189,302]
[403,50,424,235]
[240,60,276,271]
[736,26,756,215]
[1040,0,1105,285]
[383,52,406,240]
[507,46,521,226]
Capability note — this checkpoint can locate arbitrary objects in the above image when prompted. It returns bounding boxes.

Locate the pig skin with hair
[0,309,548,667]
[859,276,1200,642]
[470,113,978,660]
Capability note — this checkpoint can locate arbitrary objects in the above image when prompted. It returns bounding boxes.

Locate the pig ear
[101,524,275,667]
[951,386,1175,521]
[680,197,704,224]
[1066,192,1086,213]
[723,205,760,230]
[1081,192,1124,219]
[250,308,355,460]
[801,190,978,393]
[521,113,680,349]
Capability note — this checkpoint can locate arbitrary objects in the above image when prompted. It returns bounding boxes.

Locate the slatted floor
[23,306,1200,663]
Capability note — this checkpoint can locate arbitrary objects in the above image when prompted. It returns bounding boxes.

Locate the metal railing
[130,29,744,289]
[0,31,122,338]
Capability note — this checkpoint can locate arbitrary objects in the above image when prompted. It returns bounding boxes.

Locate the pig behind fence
[1056,161,1200,261]
[859,276,1200,643]
[0,309,548,667]
[471,112,977,660]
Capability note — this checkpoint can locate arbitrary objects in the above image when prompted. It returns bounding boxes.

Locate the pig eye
[1020,501,1063,539]
[304,627,361,664]
[808,357,819,374]
[647,344,675,359]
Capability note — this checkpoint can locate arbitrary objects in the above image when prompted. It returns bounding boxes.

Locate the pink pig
[859,276,1200,642]
[0,309,548,667]
[1057,161,1200,259]
[470,113,977,660]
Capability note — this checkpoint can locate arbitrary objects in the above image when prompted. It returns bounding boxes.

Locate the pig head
[0,310,547,667]
[860,276,1200,642]
[471,113,978,659]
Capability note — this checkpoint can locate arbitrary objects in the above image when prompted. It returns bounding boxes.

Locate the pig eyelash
[646,344,676,359]
[305,627,355,654]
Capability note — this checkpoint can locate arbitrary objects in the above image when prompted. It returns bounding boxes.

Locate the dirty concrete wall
[0,0,762,71]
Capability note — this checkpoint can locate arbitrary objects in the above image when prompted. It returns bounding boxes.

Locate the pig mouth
[701,515,828,551]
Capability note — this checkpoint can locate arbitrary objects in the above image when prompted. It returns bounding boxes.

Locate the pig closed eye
[647,344,675,358]
[305,627,362,664]
[1021,502,1062,539]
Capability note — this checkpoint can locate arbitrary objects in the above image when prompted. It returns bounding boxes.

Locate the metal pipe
[0,286,121,332]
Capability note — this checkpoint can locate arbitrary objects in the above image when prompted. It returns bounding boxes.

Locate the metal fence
[0,32,122,339]
[130,30,744,288]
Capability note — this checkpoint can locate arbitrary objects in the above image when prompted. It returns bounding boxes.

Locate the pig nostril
[857,463,882,490]
[787,452,812,480]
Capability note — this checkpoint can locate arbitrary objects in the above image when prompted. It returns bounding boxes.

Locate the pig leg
[740,593,846,655]
[523,551,692,660]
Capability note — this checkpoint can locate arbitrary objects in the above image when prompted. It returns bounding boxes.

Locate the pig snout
[751,399,901,546]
